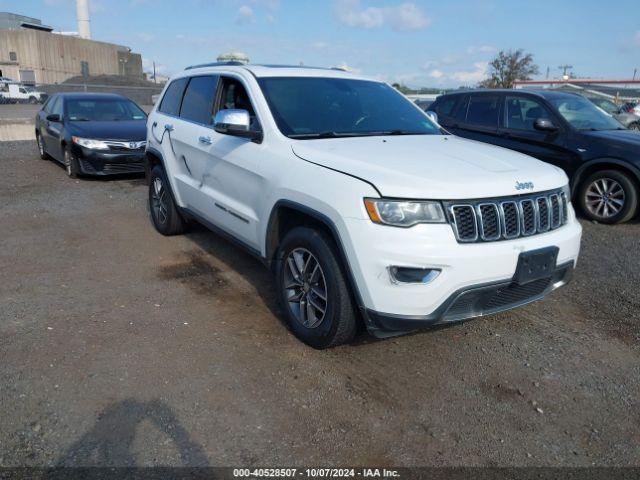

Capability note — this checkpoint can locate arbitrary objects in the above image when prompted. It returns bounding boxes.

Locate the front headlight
[364,198,446,227]
[561,183,571,202]
[72,136,110,150]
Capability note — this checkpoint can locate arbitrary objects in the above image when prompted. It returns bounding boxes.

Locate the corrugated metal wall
[0,29,142,84]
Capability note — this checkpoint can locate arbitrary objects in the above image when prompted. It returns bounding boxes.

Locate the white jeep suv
[145,63,582,348]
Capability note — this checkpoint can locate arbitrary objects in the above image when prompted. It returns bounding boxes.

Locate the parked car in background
[414,98,434,111]
[587,96,640,131]
[429,90,640,223]
[35,93,147,177]
[620,101,640,116]
[145,63,581,348]
[0,83,47,104]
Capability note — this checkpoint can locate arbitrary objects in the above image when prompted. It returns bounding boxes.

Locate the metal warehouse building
[0,12,142,85]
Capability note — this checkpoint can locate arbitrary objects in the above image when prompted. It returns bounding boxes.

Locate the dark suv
[429,90,640,224]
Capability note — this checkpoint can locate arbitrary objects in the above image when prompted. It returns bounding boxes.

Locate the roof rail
[185,61,246,70]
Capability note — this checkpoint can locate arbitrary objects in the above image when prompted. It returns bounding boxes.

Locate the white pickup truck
[0,84,47,104]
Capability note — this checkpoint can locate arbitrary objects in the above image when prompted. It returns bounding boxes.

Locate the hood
[582,128,640,148]
[67,120,147,141]
[291,135,567,199]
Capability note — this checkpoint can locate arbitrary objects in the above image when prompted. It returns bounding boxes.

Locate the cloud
[311,41,330,50]
[235,5,255,25]
[635,31,640,46]
[450,61,489,84]
[334,0,430,31]
[428,69,444,79]
[466,45,496,55]
[137,32,155,42]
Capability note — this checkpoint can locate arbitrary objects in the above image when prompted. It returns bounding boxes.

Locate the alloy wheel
[283,248,328,329]
[64,150,72,176]
[585,177,625,219]
[151,177,168,225]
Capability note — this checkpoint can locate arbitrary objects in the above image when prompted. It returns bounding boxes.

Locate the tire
[35,132,50,160]
[148,164,187,236]
[578,169,638,224]
[275,226,357,349]
[629,122,640,132]
[63,146,80,178]
[29,96,38,104]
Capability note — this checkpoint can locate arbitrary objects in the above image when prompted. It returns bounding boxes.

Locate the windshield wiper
[290,131,371,139]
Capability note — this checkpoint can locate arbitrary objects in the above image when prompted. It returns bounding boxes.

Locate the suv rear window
[180,75,218,125]
[433,96,458,117]
[159,78,188,116]
[465,95,500,128]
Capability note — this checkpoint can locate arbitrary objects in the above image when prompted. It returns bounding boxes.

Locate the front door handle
[198,136,212,145]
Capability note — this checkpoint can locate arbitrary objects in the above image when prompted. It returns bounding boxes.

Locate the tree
[479,49,539,88]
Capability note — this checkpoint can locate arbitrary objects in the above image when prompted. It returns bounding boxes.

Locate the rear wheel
[63,146,80,178]
[578,169,638,224]
[148,165,187,235]
[35,132,49,160]
[275,227,357,349]
[629,122,640,131]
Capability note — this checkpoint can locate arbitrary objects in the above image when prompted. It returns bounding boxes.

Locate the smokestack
[76,0,91,39]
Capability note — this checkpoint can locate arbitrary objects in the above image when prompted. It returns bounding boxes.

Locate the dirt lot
[0,140,639,467]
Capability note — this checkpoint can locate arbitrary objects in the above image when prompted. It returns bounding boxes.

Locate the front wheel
[35,132,49,160]
[629,122,640,132]
[275,227,357,349]
[63,147,80,178]
[578,169,638,224]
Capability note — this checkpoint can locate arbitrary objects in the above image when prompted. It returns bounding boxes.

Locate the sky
[2,0,640,88]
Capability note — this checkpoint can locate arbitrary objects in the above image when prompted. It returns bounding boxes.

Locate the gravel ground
[0,140,639,467]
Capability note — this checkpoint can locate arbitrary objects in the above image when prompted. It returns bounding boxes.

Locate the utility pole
[633,68,638,82]
[153,61,157,84]
[545,66,550,79]
[558,64,573,80]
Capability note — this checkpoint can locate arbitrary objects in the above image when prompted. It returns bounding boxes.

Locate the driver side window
[216,77,260,131]
[504,96,552,131]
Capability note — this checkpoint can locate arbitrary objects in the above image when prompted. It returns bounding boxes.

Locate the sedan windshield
[550,96,622,131]
[66,98,147,122]
[258,77,440,139]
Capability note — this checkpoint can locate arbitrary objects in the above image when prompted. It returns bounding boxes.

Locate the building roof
[0,12,53,32]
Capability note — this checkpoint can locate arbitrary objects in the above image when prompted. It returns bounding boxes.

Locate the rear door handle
[198,136,212,145]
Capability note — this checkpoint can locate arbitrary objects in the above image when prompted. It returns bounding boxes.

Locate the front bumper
[341,205,582,335]
[72,145,145,176]
[366,261,573,336]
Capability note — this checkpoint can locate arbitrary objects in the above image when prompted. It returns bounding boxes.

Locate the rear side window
[433,96,458,117]
[465,95,500,128]
[180,75,219,125]
[159,78,188,116]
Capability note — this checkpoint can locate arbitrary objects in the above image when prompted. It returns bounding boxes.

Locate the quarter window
[465,95,500,128]
[158,78,188,116]
[179,75,219,125]
[504,96,552,131]
[434,96,458,118]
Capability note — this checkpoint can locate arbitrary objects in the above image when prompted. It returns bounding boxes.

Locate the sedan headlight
[561,183,571,202]
[364,198,446,227]
[72,136,110,150]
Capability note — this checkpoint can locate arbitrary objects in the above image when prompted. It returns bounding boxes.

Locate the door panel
[496,95,573,170]
[454,94,502,145]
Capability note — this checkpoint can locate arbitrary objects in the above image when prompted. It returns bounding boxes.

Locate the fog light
[389,266,440,285]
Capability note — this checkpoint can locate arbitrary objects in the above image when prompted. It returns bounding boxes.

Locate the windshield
[258,77,441,139]
[65,98,147,122]
[550,96,622,131]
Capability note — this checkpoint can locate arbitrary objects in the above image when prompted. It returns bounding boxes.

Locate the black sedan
[429,89,640,224]
[35,93,147,177]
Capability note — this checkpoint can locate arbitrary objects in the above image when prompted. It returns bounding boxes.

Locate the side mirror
[46,113,61,122]
[533,118,558,132]
[426,111,439,124]
[214,109,262,142]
